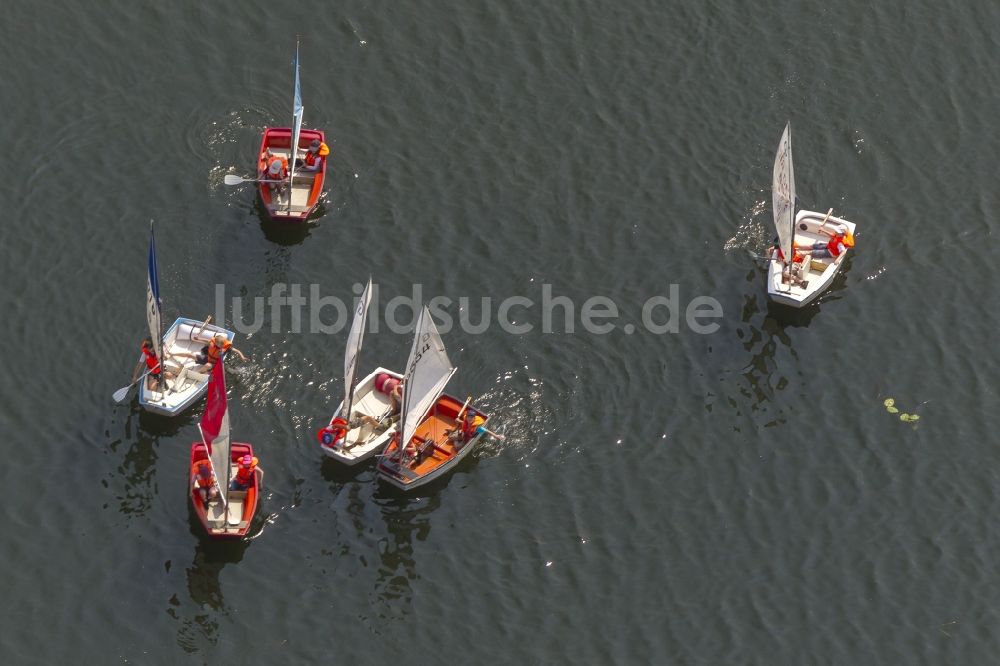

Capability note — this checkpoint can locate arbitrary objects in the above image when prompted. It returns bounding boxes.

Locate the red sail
[199,358,228,447]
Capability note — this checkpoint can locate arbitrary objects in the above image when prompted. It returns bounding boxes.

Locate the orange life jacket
[207,338,232,361]
[142,344,161,373]
[264,155,288,179]
[194,463,214,488]
[462,415,485,440]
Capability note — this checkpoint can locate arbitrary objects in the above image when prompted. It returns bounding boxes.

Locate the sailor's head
[268,160,282,176]
[309,139,321,153]
[213,334,227,345]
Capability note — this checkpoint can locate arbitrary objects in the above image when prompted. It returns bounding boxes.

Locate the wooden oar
[224,174,287,186]
[816,208,835,234]
[192,315,213,342]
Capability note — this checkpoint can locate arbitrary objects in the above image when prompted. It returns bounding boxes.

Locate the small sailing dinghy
[377,306,490,491]
[190,358,261,539]
[138,223,236,416]
[766,122,857,308]
[317,278,404,465]
[257,41,327,223]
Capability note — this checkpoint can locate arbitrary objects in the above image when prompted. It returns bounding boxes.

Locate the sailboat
[317,278,404,465]
[189,358,261,539]
[138,222,236,416]
[256,41,327,222]
[377,306,490,491]
[766,122,858,308]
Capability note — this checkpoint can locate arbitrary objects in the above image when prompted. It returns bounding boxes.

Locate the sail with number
[342,277,374,419]
[395,307,457,461]
[200,359,231,506]
[772,122,796,265]
[287,40,303,211]
[146,223,163,369]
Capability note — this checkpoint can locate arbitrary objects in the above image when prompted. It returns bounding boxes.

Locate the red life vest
[142,344,161,373]
[317,417,349,446]
[207,338,232,361]
[303,142,329,168]
[235,459,257,485]
[827,235,847,257]
[376,373,400,395]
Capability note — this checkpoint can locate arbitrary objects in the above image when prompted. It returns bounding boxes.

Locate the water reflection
[169,511,253,653]
[255,200,316,246]
[369,491,442,620]
[106,404,197,518]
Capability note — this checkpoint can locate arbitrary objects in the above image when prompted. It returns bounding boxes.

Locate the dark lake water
[2,0,999,663]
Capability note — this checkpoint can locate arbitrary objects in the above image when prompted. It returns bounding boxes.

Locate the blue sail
[146,223,163,364]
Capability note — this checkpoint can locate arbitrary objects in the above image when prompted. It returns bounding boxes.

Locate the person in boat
[794,227,855,260]
[771,239,808,287]
[319,410,397,449]
[446,409,486,450]
[182,334,247,371]
[193,462,219,505]
[131,338,176,391]
[376,373,404,416]
[231,454,263,490]
[262,151,289,198]
[295,139,329,172]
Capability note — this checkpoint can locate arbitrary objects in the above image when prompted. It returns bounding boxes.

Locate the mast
[287,39,303,213]
[342,277,373,420]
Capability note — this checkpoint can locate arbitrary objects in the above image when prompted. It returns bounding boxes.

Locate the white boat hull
[138,318,236,416]
[767,210,857,308]
[320,367,402,465]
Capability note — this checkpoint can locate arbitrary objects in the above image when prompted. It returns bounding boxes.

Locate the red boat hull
[257,127,327,223]
[189,441,261,539]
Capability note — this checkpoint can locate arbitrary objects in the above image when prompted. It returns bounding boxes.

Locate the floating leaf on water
[887,406,899,414]
[884,398,895,408]
[900,413,911,421]
[910,414,921,421]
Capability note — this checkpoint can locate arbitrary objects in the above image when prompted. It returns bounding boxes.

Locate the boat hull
[320,367,404,465]
[138,318,236,416]
[257,127,327,223]
[767,210,857,308]
[376,393,488,491]
[189,442,260,539]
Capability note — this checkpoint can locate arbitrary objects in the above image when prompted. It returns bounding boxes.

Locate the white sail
[146,223,163,367]
[397,306,457,459]
[772,122,796,264]
[287,40,303,212]
[342,277,374,419]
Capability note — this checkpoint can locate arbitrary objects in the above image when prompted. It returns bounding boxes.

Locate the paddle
[191,315,213,343]
[112,369,151,404]
[816,207,835,234]
[224,174,287,186]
